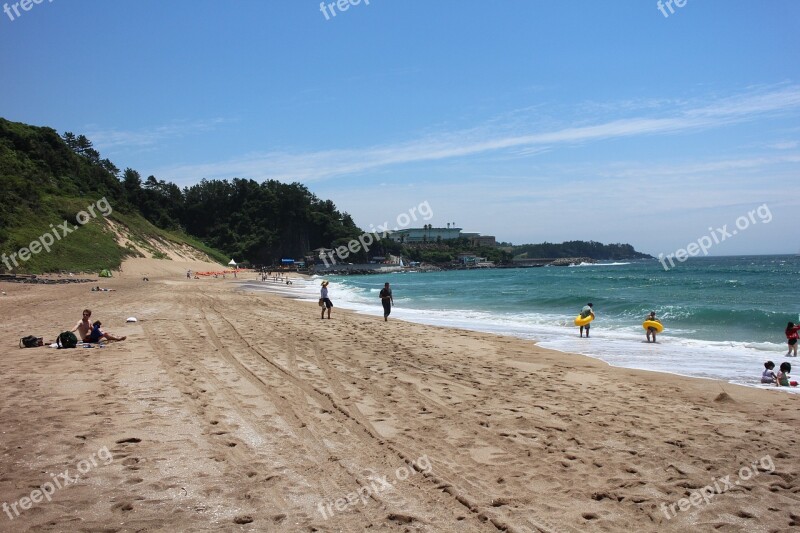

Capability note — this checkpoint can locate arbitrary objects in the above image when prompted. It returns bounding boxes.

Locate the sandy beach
[1,259,798,533]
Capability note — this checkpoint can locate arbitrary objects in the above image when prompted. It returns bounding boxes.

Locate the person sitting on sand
[71,309,94,341]
[579,303,594,338]
[645,311,661,343]
[776,362,797,387]
[86,320,126,343]
[785,322,800,357]
[762,361,777,384]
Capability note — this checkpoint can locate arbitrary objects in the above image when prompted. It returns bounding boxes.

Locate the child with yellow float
[574,305,664,342]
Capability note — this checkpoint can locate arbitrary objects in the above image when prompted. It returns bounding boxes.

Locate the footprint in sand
[112,502,134,512]
[122,457,141,470]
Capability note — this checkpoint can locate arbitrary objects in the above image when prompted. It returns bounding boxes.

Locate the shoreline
[1,259,798,531]
[241,274,800,395]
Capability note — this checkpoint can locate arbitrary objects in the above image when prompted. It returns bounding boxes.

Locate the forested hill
[0,118,362,272]
[118,174,362,264]
[513,241,652,260]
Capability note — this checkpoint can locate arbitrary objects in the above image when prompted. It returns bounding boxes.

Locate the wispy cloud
[768,140,799,150]
[150,85,800,184]
[86,118,229,151]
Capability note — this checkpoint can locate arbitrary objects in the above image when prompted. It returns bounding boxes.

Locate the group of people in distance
[577,303,663,343]
[580,304,797,387]
[71,309,126,344]
[319,281,394,322]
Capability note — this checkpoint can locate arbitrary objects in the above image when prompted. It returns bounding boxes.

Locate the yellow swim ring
[643,320,664,333]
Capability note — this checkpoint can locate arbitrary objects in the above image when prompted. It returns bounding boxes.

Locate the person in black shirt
[379,282,393,322]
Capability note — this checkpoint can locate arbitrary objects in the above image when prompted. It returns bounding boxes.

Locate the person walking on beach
[320,280,333,319]
[579,303,594,338]
[380,282,394,322]
[645,311,661,343]
[785,322,800,357]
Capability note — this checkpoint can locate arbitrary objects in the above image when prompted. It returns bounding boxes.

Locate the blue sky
[1,1,799,256]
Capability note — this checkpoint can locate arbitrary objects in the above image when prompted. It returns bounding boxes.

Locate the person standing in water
[645,310,662,343]
[785,322,800,357]
[579,303,594,338]
[380,282,394,322]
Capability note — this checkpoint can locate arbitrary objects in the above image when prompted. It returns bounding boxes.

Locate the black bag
[56,331,78,349]
[19,335,42,348]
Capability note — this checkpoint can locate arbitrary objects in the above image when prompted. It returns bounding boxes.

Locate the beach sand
[1,258,798,532]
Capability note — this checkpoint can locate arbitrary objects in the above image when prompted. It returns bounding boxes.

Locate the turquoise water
[327,256,799,341]
[297,255,799,392]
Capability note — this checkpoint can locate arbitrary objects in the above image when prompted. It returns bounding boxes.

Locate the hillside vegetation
[513,241,651,260]
[0,118,361,273]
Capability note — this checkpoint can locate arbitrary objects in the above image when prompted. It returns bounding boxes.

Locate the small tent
[98,269,113,278]
[228,259,237,267]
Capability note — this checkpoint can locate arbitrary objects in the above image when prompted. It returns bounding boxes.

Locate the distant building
[471,235,496,247]
[387,227,496,247]
[387,227,462,243]
[461,232,496,247]
[457,253,495,267]
[311,247,334,264]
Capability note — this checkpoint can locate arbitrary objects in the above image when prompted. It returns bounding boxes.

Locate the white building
[387,227,462,243]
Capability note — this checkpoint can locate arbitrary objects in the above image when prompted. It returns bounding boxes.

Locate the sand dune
[1,259,798,532]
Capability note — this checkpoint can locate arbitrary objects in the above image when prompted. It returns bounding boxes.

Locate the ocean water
[256,255,800,393]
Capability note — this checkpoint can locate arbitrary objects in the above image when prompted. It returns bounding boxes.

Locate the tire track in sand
[199,295,498,530]
[208,295,573,533]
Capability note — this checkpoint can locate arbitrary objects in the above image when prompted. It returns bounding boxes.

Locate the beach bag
[19,335,42,348]
[56,331,78,349]
[318,298,324,307]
